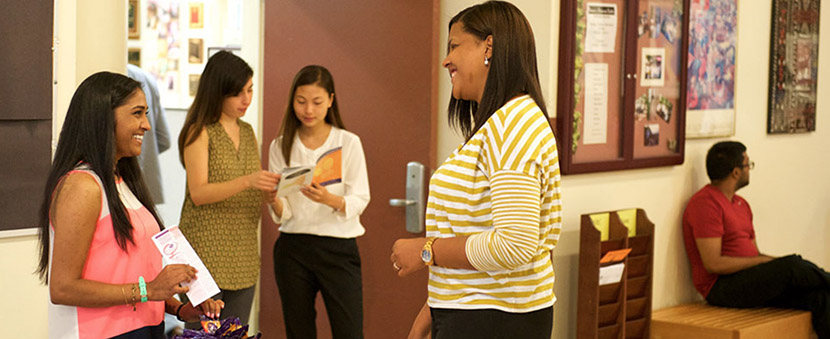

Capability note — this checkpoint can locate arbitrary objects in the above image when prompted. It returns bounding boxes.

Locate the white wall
[436,1,830,338]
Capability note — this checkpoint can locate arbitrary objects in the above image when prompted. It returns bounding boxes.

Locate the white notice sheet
[599,262,625,286]
[583,63,609,145]
[152,226,220,306]
[585,3,618,53]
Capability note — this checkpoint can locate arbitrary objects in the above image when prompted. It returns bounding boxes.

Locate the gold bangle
[338,197,345,212]
[120,285,129,306]
[129,283,137,311]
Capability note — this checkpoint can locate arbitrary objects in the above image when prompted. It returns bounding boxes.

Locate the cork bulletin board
[557,0,689,174]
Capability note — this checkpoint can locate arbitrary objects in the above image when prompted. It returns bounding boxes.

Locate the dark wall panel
[0,1,53,231]
[0,121,51,229]
[0,1,53,120]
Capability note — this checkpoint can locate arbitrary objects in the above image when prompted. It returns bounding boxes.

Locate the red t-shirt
[682,184,759,297]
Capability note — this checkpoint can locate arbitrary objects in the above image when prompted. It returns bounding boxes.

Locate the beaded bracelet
[138,276,148,303]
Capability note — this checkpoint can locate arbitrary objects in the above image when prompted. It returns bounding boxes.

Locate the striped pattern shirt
[426,95,562,313]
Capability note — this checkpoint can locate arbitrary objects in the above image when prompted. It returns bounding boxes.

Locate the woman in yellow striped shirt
[390,1,562,338]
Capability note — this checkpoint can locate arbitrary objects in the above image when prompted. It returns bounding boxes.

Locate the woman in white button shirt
[267,65,370,339]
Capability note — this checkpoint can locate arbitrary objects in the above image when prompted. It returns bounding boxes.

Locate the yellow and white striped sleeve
[465,170,542,271]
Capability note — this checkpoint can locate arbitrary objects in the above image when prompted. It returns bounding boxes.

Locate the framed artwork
[685,0,737,138]
[189,74,200,97]
[556,0,689,174]
[207,46,242,59]
[189,2,204,29]
[128,47,141,67]
[768,0,820,134]
[128,0,140,39]
[188,38,204,63]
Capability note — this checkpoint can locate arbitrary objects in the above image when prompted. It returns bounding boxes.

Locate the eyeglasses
[740,161,755,170]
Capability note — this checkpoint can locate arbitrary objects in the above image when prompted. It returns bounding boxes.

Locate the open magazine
[276,147,342,197]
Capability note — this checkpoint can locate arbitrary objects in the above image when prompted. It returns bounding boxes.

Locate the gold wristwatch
[421,237,437,266]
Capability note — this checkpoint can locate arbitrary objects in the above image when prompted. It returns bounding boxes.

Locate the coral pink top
[48,164,164,339]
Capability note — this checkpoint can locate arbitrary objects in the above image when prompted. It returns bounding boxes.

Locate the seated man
[683,141,829,338]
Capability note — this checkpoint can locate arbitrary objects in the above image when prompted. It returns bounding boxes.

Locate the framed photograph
[207,46,242,59]
[685,0,737,138]
[644,124,660,146]
[189,2,204,29]
[127,48,141,67]
[189,74,200,97]
[768,0,820,134]
[640,47,665,87]
[128,0,140,39]
[188,38,204,64]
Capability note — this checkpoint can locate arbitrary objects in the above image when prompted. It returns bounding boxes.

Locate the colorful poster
[685,0,737,138]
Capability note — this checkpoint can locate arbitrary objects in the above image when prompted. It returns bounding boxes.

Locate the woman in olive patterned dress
[177,51,279,328]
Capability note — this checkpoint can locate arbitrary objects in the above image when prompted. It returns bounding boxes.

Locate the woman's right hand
[246,170,280,191]
[263,174,281,204]
[146,264,197,301]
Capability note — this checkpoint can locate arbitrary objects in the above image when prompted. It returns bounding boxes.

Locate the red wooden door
[260,1,439,338]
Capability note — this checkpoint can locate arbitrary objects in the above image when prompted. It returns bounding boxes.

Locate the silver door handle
[389,161,425,233]
[389,199,416,206]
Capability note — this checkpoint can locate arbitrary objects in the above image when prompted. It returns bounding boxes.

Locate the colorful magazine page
[276,147,342,197]
[276,166,313,198]
[314,147,342,186]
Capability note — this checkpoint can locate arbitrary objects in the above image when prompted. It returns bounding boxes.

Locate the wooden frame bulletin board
[556,0,690,174]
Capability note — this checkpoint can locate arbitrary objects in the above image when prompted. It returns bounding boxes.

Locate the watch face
[421,248,432,263]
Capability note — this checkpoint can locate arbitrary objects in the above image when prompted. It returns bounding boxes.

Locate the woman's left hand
[178,299,225,322]
[301,182,333,205]
[391,237,429,277]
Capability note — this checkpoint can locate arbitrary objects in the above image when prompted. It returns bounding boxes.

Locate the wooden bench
[651,303,813,339]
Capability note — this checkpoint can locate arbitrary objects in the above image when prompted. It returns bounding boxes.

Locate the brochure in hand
[151,226,221,307]
[276,147,342,197]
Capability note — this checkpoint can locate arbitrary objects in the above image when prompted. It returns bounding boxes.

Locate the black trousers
[430,306,553,339]
[109,322,164,339]
[706,254,830,338]
[274,233,363,339]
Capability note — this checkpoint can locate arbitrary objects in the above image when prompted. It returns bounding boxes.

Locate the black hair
[447,1,550,140]
[278,65,345,164]
[37,71,163,282]
[179,50,253,165]
[706,141,747,181]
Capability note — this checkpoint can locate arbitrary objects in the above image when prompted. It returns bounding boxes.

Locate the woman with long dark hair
[267,65,370,338]
[177,51,278,328]
[37,71,222,339]
[390,2,562,338]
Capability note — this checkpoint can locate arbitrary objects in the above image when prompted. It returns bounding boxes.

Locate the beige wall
[435,1,830,338]
[3,1,829,338]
